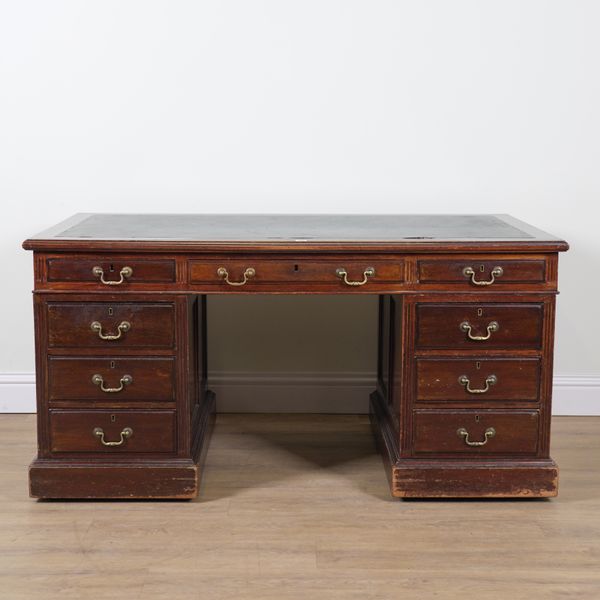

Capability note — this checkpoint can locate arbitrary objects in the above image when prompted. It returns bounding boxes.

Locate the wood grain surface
[1,414,598,600]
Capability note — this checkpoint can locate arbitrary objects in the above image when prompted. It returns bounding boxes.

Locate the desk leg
[190,295,216,490]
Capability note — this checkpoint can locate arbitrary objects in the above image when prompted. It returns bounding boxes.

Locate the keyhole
[294,264,299,272]
[476,361,481,370]
[110,414,116,423]
[108,307,114,316]
[477,308,483,317]
[475,415,480,423]
[479,264,485,272]
[110,360,115,369]
[109,263,115,273]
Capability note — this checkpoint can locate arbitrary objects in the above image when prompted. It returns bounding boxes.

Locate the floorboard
[0,414,598,599]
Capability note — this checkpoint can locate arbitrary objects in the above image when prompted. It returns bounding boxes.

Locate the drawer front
[413,410,539,455]
[418,258,546,287]
[189,259,405,287]
[47,302,175,349]
[48,357,175,402]
[416,303,543,350]
[49,409,176,453]
[46,257,176,285]
[416,358,541,402]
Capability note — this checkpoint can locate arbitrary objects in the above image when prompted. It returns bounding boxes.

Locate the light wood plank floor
[1,414,599,599]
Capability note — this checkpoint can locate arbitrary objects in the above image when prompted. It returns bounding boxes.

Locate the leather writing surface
[54,214,535,242]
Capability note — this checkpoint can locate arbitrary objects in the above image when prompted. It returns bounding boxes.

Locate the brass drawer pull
[92,373,133,393]
[217,267,255,286]
[460,320,499,341]
[457,427,496,447]
[90,321,131,340]
[93,426,133,447]
[336,267,375,286]
[458,374,497,394]
[462,266,503,286]
[92,265,133,286]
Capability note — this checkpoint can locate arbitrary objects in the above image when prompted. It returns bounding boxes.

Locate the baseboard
[0,373,36,413]
[0,372,598,415]
[210,371,375,413]
[551,375,600,416]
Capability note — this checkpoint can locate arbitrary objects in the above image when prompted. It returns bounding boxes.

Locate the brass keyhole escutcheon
[477,307,483,317]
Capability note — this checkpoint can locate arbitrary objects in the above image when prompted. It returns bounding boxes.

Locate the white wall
[0,1,598,412]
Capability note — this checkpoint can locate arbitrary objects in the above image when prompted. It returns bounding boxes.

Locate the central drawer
[189,258,405,288]
[416,358,541,402]
[49,409,176,453]
[416,303,544,350]
[48,357,175,402]
[47,302,175,350]
[413,409,540,456]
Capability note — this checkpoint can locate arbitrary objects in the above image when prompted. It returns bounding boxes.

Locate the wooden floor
[1,414,599,599]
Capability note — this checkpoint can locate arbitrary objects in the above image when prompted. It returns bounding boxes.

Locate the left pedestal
[29,291,213,500]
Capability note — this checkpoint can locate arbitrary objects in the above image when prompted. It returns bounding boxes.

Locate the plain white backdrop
[0,1,598,412]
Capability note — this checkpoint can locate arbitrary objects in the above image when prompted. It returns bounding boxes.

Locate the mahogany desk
[23,214,568,499]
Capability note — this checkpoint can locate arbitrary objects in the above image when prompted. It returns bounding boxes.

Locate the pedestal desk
[23,214,568,499]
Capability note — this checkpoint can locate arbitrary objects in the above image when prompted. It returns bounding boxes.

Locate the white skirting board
[0,372,598,415]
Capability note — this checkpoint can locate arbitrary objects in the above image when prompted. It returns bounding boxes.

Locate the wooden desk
[23,214,568,499]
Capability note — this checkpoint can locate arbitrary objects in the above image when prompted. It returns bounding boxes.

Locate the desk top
[23,213,568,252]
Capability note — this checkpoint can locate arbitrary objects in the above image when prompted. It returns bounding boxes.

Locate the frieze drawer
[189,258,405,288]
[46,257,176,286]
[417,258,547,287]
